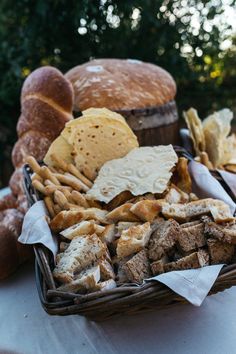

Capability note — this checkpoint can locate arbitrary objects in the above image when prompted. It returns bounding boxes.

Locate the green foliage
[0,0,235,186]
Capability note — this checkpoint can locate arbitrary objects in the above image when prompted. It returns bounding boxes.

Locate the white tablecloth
[0,262,236,354]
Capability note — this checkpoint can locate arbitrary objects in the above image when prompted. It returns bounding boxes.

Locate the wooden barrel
[116,100,179,146]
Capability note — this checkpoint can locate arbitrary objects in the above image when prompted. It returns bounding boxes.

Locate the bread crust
[21,66,74,112]
[65,59,176,111]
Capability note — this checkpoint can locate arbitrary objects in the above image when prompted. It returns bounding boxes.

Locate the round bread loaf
[65,59,176,112]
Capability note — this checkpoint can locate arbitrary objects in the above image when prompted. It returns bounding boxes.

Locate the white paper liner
[145,265,224,306]
[19,201,58,259]
[188,160,236,214]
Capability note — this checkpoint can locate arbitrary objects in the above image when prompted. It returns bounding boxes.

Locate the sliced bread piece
[150,255,169,276]
[97,258,115,280]
[122,249,151,284]
[57,265,100,293]
[53,234,106,283]
[164,250,209,272]
[207,239,235,264]
[60,220,105,240]
[178,222,206,252]
[130,200,161,222]
[203,216,236,244]
[94,279,117,291]
[148,219,180,261]
[116,222,152,258]
[106,203,140,223]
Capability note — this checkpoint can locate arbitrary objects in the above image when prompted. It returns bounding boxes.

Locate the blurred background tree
[0,0,236,187]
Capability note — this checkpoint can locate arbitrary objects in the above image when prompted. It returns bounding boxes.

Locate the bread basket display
[21,107,236,321]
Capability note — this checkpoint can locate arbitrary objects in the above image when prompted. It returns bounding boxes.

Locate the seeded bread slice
[148,219,180,261]
[57,265,101,293]
[207,239,235,264]
[203,216,236,244]
[53,234,106,283]
[151,255,169,275]
[178,222,206,252]
[122,249,151,284]
[164,250,209,272]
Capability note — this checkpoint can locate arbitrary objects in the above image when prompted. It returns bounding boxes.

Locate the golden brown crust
[65,59,176,112]
[21,66,74,112]
[12,130,51,168]
[17,98,71,140]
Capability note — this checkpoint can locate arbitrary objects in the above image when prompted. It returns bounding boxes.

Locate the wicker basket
[23,147,236,321]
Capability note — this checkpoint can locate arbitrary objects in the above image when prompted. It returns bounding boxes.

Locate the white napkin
[145,264,224,306]
[217,169,236,199]
[188,160,236,213]
[18,201,58,259]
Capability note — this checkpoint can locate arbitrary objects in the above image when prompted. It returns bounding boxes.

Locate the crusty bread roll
[0,66,74,280]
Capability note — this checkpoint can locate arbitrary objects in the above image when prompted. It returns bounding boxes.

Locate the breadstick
[54,190,70,209]
[32,180,47,195]
[54,204,62,215]
[50,154,68,171]
[68,164,93,188]
[26,156,41,174]
[54,173,88,192]
[61,189,73,201]
[31,173,44,184]
[71,190,90,208]
[64,172,89,192]
[200,152,213,170]
[44,196,55,218]
[50,153,93,188]
[44,184,72,195]
[40,166,60,185]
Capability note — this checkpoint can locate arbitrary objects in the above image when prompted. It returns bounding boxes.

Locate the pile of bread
[0,66,74,279]
[184,107,236,171]
[27,108,236,294]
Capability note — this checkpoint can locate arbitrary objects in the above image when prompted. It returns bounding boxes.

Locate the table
[0,262,236,354]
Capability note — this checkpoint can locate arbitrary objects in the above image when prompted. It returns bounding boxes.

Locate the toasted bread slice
[106,203,140,223]
[203,216,236,244]
[53,234,106,283]
[57,266,100,293]
[164,250,209,272]
[122,250,151,284]
[148,219,180,261]
[116,222,152,258]
[60,220,105,240]
[150,255,169,276]
[207,239,235,264]
[178,222,206,252]
[130,200,161,222]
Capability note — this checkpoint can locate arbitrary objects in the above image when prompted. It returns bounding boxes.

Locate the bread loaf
[65,59,176,112]
[0,66,74,280]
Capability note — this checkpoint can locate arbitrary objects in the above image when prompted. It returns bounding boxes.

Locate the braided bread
[0,66,74,280]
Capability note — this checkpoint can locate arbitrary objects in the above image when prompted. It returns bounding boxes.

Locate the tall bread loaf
[0,66,74,280]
